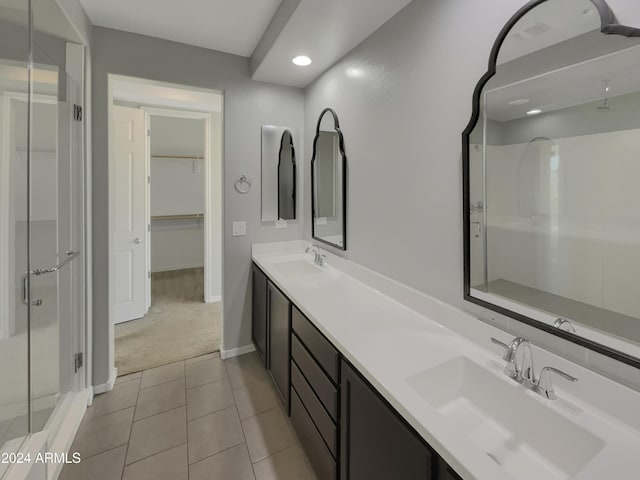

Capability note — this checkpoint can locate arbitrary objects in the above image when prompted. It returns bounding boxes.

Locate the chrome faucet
[491,336,578,400]
[491,336,535,385]
[305,244,326,266]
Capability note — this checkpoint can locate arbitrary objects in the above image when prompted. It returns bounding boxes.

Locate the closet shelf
[151,214,204,221]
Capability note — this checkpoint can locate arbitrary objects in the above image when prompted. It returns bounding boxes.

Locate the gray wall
[304,0,516,305]
[92,27,304,385]
[303,0,640,386]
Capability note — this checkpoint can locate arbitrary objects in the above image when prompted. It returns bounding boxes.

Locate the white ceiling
[251,0,414,87]
[79,0,412,88]
[79,0,282,57]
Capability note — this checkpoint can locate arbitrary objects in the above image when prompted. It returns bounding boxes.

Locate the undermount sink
[270,257,324,276]
[408,357,604,480]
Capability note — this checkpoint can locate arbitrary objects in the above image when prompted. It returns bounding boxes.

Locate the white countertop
[252,241,640,480]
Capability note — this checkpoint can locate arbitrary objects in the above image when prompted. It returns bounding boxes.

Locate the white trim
[144,111,151,313]
[220,343,255,360]
[107,75,224,382]
[92,367,118,395]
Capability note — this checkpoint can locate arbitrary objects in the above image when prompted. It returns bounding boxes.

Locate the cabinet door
[251,264,268,367]
[268,281,290,408]
[341,360,434,480]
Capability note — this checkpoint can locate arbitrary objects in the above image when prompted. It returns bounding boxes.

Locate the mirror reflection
[278,130,296,220]
[261,125,297,222]
[312,108,346,250]
[465,0,640,361]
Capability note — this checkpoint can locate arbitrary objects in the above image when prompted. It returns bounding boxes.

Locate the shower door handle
[21,272,43,306]
[22,251,80,306]
[472,221,482,238]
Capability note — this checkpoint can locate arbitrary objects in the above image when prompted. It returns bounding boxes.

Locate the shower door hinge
[73,104,82,121]
[74,352,83,373]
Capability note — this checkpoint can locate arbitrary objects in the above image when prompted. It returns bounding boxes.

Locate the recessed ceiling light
[292,55,312,66]
[509,98,530,106]
[526,109,542,115]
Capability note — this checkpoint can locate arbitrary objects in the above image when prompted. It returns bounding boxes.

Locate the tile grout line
[134,377,187,422]
[185,367,191,479]
[120,368,144,480]
[224,359,258,480]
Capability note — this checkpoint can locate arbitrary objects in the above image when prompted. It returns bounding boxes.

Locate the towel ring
[234,175,252,194]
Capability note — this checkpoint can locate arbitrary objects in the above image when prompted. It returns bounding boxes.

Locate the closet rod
[151,214,204,221]
[151,154,204,160]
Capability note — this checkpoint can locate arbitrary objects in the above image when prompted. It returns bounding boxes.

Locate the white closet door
[113,106,146,324]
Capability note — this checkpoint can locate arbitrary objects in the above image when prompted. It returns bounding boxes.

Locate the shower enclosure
[0,0,86,477]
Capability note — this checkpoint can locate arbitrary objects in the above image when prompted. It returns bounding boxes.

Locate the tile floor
[60,352,318,480]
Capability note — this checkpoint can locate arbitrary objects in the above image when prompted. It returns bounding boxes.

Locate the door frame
[141,107,213,309]
[107,75,224,384]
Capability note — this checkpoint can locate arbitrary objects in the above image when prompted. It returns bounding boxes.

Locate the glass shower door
[0,1,31,470]
[27,46,84,434]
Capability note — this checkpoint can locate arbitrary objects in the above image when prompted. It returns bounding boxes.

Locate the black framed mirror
[261,125,297,222]
[311,108,347,250]
[278,129,296,220]
[463,0,640,368]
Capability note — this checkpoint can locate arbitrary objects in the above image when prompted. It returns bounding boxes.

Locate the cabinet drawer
[292,306,339,383]
[291,389,337,480]
[291,362,337,457]
[292,335,338,420]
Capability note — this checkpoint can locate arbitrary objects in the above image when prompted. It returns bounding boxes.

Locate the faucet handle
[490,337,509,349]
[491,337,515,362]
[490,337,518,378]
[535,366,578,400]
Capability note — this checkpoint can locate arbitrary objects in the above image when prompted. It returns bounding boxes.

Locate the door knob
[134,238,142,244]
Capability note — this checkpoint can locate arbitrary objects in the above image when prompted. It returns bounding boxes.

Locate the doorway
[108,76,223,377]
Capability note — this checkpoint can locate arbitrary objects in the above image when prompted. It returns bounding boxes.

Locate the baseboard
[206,295,221,303]
[93,368,118,395]
[220,343,255,360]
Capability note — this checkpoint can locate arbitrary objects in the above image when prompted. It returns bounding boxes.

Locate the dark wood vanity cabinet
[290,305,340,480]
[341,360,436,480]
[267,281,291,409]
[251,264,268,367]
[251,262,464,480]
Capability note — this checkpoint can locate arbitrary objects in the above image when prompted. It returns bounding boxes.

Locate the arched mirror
[311,108,347,250]
[463,0,640,367]
[261,125,297,221]
[278,130,296,220]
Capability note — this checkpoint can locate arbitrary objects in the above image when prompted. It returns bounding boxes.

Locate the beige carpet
[115,268,221,375]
